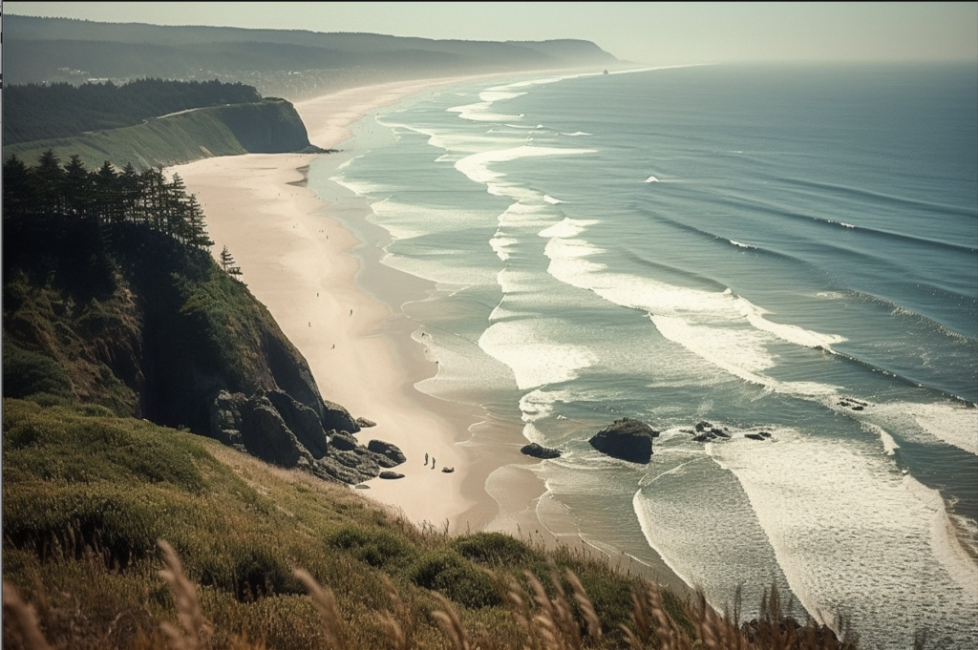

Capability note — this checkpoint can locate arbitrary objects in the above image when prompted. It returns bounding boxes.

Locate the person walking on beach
[424,452,429,466]
[432,458,436,470]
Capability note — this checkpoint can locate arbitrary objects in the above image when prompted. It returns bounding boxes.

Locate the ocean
[308,63,978,648]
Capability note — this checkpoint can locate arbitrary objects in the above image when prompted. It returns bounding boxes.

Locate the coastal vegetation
[4,78,262,145]
[3,152,309,426]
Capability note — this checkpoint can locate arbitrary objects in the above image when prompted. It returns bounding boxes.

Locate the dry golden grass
[158,540,212,650]
[3,581,55,650]
[4,539,858,650]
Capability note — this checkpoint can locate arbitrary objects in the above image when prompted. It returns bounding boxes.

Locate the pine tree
[219,245,242,277]
[63,155,92,217]
[32,149,65,215]
[120,163,141,223]
[185,195,213,250]
[2,155,34,217]
[93,161,121,226]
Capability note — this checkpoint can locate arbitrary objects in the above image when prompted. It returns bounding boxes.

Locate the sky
[4,2,977,65]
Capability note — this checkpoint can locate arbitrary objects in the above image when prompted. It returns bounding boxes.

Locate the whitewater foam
[478,317,597,391]
[710,429,978,647]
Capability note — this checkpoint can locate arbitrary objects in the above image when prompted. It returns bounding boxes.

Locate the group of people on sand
[424,453,454,473]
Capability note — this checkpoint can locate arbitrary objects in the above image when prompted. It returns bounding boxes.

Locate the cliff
[2,212,399,484]
[3,98,320,172]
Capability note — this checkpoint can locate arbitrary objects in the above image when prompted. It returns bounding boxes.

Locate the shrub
[451,531,540,567]
[409,551,500,609]
[326,525,418,569]
[2,341,72,400]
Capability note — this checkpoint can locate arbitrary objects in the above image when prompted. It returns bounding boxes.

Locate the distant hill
[4,15,621,100]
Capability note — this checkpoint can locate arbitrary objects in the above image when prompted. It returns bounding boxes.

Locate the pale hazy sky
[5,2,977,65]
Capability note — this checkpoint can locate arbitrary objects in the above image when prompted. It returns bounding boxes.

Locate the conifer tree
[2,155,34,216]
[93,161,121,225]
[119,163,141,222]
[185,195,214,250]
[219,245,242,277]
[63,155,92,216]
[32,149,65,214]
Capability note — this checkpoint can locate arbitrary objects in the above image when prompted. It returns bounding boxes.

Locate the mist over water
[311,64,978,648]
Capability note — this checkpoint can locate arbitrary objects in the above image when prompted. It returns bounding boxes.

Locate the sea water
[308,64,978,648]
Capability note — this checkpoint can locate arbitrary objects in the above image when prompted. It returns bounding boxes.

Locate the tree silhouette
[219,245,242,277]
[3,154,218,259]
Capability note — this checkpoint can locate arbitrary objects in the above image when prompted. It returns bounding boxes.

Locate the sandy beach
[173,76,541,536]
[172,75,690,593]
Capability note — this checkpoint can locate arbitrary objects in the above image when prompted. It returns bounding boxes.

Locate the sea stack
[588,418,660,464]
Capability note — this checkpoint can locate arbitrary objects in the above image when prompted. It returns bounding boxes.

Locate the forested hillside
[5,78,262,145]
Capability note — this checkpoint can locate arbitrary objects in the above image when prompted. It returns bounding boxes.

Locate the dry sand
[172,76,689,593]
[172,76,540,535]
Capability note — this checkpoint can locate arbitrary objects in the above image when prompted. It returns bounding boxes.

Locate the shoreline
[174,75,533,536]
[173,73,690,594]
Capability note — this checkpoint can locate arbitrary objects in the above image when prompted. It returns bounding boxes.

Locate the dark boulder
[265,389,328,459]
[589,418,659,464]
[238,393,312,468]
[356,417,377,428]
[210,390,248,449]
[521,442,561,459]
[210,389,314,468]
[367,440,406,467]
[379,471,404,480]
[329,431,359,451]
[322,398,360,434]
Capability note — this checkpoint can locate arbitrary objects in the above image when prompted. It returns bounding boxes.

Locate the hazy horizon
[4,2,977,66]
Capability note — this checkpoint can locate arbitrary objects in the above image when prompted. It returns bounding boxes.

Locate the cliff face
[2,217,400,484]
[3,98,317,172]
[213,99,312,154]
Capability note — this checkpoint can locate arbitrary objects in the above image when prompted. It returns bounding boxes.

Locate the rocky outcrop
[692,421,730,443]
[521,442,561,459]
[265,389,328,458]
[210,390,406,485]
[329,431,359,451]
[367,440,406,467]
[838,397,868,412]
[589,418,659,464]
